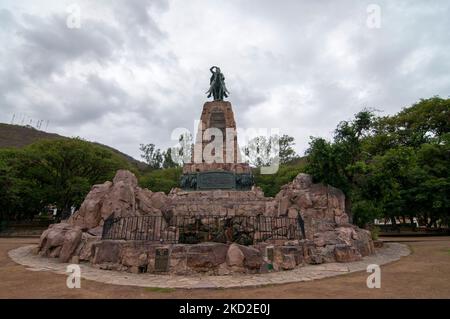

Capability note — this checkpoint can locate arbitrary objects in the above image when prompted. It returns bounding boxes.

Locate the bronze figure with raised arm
[206,66,229,101]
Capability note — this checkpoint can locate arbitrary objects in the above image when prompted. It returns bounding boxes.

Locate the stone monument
[181,66,253,190]
[35,67,375,276]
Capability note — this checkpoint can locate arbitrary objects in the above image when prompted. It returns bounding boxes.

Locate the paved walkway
[9,243,409,289]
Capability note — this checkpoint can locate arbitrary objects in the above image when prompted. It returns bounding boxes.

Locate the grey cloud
[1,0,449,160]
[17,14,123,78]
[111,0,169,54]
[0,8,16,30]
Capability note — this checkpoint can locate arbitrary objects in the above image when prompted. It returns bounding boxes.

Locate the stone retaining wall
[36,170,375,273]
[88,240,313,275]
[168,188,273,216]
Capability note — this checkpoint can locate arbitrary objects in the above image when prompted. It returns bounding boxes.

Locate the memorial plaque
[197,171,235,190]
[154,248,169,272]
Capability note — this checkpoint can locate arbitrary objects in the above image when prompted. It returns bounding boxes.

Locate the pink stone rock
[40,223,71,256]
[59,227,83,262]
[278,197,290,216]
[287,207,299,219]
[280,254,296,270]
[186,243,228,270]
[293,174,312,189]
[135,188,155,214]
[38,223,83,262]
[100,181,136,219]
[226,244,244,267]
[69,181,112,229]
[294,192,313,209]
[334,244,362,262]
[150,192,169,210]
[113,169,138,188]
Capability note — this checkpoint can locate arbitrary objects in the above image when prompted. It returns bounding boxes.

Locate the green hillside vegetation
[0,123,147,170]
[139,166,183,194]
[0,138,134,220]
[253,157,307,197]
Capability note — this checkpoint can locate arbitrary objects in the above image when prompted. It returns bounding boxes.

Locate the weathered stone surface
[59,227,82,262]
[186,243,228,270]
[69,170,165,233]
[37,169,375,272]
[334,244,362,262]
[281,254,296,270]
[100,181,136,219]
[92,241,124,264]
[218,262,231,275]
[87,226,103,237]
[39,224,65,253]
[313,231,339,247]
[70,255,80,264]
[77,235,99,261]
[187,101,243,168]
[278,197,290,216]
[274,173,349,237]
[150,192,169,210]
[121,247,148,268]
[48,246,61,258]
[317,245,336,263]
[168,188,271,217]
[226,243,244,267]
[38,223,82,262]
[304,244,324,264]
[287,207,299,219]
[238,244,263,270]
[354,228,375,256]
[113,169,138,188]
[280,246,303,265]
[69,182,112,229]
[294,192,313,210]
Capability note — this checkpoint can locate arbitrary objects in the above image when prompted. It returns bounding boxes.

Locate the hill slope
[0,123,147,170]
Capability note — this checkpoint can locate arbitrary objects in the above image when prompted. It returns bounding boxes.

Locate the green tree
[254,158,306,197]
[305,98,449,228]
[139,166,182,194]
[305,109,376,222]
[243,136,276,167]
[279,134,298,164]
[0,157,18,221]
[139,143,163,169]
[243,134,298,167]
[0,138,131,219]
[162,148,179,168]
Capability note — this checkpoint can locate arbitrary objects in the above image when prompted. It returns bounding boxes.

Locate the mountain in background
[0,123,147,170]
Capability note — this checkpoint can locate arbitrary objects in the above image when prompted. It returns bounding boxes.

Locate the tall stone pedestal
[180,101,253,190]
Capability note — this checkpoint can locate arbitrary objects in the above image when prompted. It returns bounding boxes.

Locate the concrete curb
[8,243,410,289]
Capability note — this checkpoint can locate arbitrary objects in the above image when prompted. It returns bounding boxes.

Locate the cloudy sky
[1,0,449,160]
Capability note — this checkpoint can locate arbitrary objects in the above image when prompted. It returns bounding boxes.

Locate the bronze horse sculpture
[206,66,229,101]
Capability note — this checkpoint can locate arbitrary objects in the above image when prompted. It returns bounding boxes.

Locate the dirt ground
[0,237,449,299]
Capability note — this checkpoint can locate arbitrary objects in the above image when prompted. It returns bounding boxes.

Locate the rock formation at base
[38,169,170,263]
[37,169,374,274]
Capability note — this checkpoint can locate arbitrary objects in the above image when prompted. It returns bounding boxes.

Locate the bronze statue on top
[206,66,229,101]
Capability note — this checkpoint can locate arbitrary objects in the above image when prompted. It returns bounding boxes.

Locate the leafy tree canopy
[0,138,132,219]
[305,97,449,228]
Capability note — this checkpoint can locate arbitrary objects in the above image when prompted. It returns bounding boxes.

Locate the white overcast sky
[1,0,449,160]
